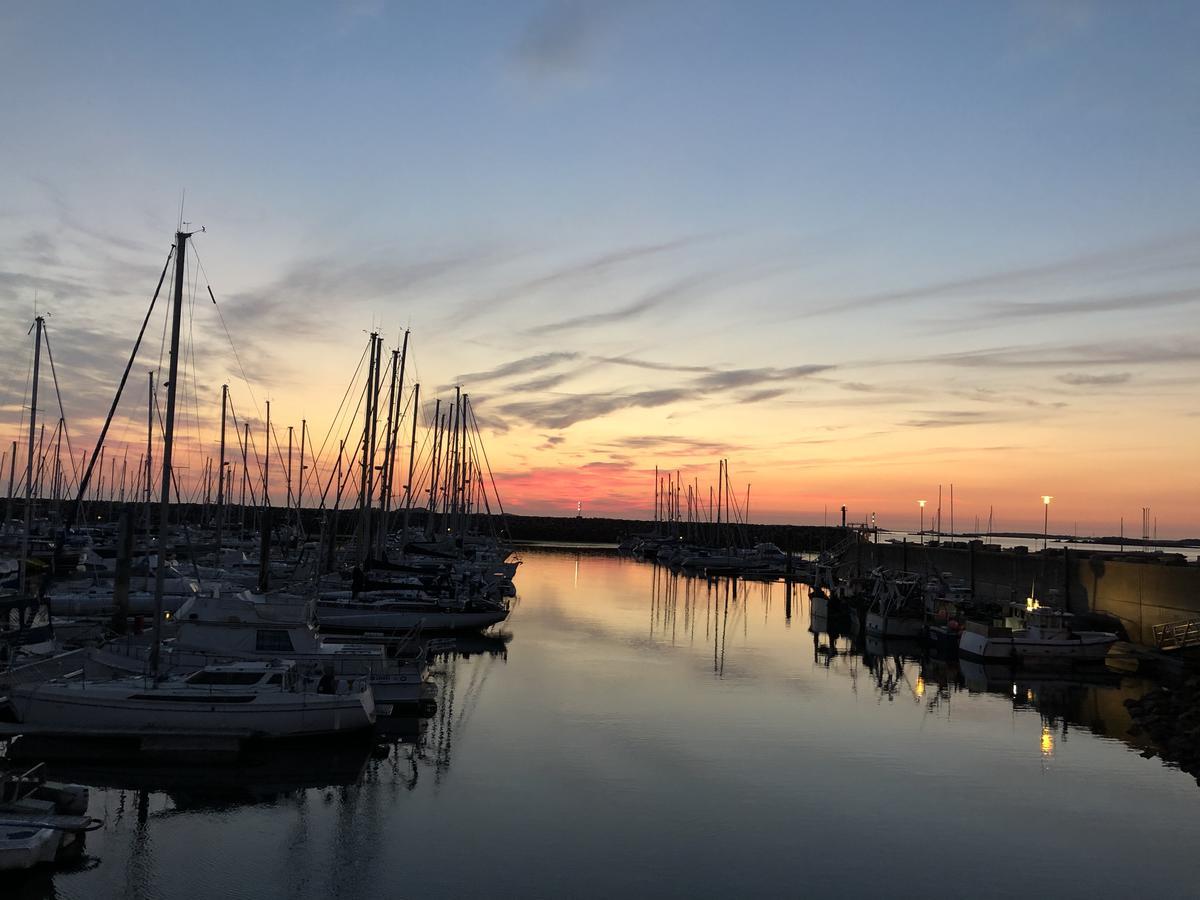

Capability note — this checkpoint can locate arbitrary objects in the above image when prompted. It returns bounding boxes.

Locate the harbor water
[10,548,1200,899]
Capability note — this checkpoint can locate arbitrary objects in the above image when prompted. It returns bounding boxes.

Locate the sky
[1,1,1198,537]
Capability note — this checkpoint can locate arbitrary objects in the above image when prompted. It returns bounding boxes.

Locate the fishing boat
[958,599,1118,664]
[863,570,926,639]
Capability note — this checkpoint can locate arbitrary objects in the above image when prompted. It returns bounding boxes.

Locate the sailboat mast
[19,316,44,594]
[214,383,227,565]
[401,382,419,551]
[145,371,154,542]
[298,419,306,523]
[358,333,378,561]
[5,440,15,534]
[376,346,399,557]
[150,231,190,678]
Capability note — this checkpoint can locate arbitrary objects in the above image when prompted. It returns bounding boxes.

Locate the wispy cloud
[591,355,715,374]
[454,351,580,385]
[805,230,1200,319]
[931,337,1200,370]
[1058,371,1131,386]
[512,0,629,80]
[524,273,713,337]
[691,364,832,391]
[899,411,1005,429]
[495,362,830,430]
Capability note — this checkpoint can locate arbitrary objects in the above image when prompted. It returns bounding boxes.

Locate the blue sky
[1,1,1198,531]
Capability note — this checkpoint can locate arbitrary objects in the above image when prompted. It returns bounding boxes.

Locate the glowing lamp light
[915,676,925,698]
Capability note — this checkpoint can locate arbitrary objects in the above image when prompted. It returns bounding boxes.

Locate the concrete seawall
[856,539,1200,646]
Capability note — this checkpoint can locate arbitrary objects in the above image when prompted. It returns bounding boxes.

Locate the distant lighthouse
[576,500,583,519]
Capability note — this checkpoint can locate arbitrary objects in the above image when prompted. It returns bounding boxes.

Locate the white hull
[317,604,507,633]
[93,646,427,705]
[865,611,925,639]
[958,630,1116,663]
[10,680,375,738]
[0,825,62,870]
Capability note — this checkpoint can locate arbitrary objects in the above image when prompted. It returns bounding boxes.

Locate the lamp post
[1041,495,1053,551]
[918,500,927,545]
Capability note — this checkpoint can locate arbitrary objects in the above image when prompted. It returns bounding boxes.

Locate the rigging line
[11,322,35,493]
[191,245,265,422]
[226,395,267,502]
[315,375,370,509]
[185,252,206,471]
[313,337,372,470]
[224,398,260,507]
[60,246,175,528]
[39,327,81,497]
[466,397,508,522]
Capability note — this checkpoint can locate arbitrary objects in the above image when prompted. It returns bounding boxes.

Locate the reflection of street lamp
[1041,495,1053,551]
[918,500,927,545]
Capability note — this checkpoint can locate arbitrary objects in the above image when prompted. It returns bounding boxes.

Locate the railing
[1154,619,1200,651]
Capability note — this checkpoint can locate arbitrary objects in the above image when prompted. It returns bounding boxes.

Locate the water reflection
[8,549,1200,899]
[639,555,1161,769]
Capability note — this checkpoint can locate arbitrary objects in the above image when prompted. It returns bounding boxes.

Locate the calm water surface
[10,548,1200,898]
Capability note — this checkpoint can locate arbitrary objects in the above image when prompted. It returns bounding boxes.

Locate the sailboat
[96,588,432,707]
[5,229,378,741]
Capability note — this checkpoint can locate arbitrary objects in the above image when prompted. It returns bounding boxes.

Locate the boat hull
[958,630,1117,664]
[865,611,925,640]
[8,682,376,738]
[317,605,508,633]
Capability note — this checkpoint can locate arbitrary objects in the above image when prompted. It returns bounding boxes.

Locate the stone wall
[852,538,1200,645]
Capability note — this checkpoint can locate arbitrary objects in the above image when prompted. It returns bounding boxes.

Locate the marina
[4,3,1200,896]
[5,547,1200,897]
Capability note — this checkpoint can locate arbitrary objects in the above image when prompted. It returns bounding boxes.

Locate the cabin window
[255,630,294,652]
[265,673,284,685]
[186,670,267,685]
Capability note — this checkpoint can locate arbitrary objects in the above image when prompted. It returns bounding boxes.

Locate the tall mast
[286,425,294,521]
[382,330,409,548]
[19,316,44,594]
[145,371,154,543]
[214,383,227,565]
[425,401,442,539]
[240,422,249,539]
[258,400,271,593]
[4,440,15,534]
[150,230,191,678]
[298,418,306,523]
[376,346,400,557]
[401,382,419,554]
[358,333,378,562]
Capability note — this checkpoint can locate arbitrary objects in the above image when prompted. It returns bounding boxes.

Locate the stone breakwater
[1125,678,1200,783]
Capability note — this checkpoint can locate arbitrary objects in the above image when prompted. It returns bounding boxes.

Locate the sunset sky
[1,2,1198,536]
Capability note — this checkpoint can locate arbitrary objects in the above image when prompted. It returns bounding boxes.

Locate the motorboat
[958,600,1118,664]
[0,762,96,871]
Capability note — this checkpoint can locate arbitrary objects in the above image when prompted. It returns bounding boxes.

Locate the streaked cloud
[1058,372,1132,386]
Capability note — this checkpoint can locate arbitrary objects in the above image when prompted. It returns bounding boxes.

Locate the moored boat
[958,600,1118,664]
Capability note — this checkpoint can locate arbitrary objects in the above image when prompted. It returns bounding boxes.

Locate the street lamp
[1041,495,1053,551]
[918,500,927,545]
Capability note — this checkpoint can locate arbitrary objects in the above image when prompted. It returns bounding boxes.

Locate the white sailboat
[5,659,376,738]
[96,589,430,706]
[5,229,380,743]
